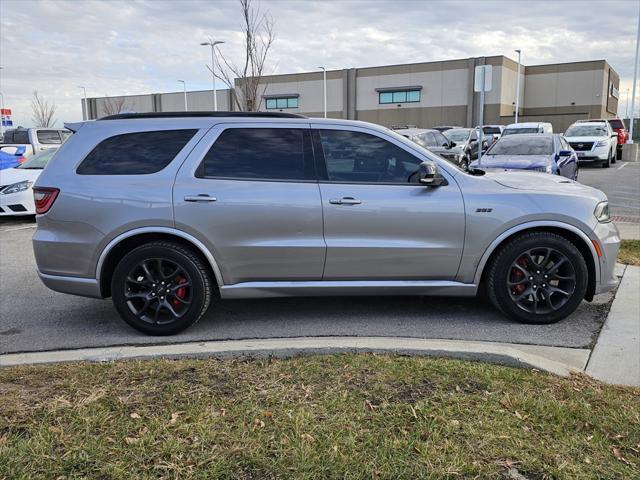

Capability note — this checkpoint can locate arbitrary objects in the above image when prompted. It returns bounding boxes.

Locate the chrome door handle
[184,195,217,203]
[329,197,362,205]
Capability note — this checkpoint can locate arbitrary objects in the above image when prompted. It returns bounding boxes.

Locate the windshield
[487,136,553,156]
[503,128,538,135]
[443,129,470,142]
[17,148,57,169]
[565,125,608,137]
[608,119,625,130]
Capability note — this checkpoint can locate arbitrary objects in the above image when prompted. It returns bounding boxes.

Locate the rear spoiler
[64,122,89,133]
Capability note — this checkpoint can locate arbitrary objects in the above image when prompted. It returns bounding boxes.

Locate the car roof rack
[98,111,308,120]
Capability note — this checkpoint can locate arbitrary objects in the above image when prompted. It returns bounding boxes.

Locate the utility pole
[514,49,521,123]
[629,3,640,143]
[318,67,327,118]
[178,80,188,111]
[200,39,225,111]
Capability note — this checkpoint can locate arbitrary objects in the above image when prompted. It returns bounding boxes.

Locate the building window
[378,89,421,104]
[265,96,299,109]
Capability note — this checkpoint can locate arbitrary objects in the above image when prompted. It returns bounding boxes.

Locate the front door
[313,126,465,280]
[173,124,325,285]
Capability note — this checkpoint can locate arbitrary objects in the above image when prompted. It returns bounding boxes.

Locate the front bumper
[593,221,621,295]
[575,146,609,162]
[0,189,35,216]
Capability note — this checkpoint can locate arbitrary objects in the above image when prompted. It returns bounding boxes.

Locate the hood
[0,167,42,186]
[472,154,553,170]
[564,135,607,143]
[485,170,604,200]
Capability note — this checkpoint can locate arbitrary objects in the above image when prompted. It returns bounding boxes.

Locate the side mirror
[558,150,572,157]
[449,141,456,148]
[418,161,447,187]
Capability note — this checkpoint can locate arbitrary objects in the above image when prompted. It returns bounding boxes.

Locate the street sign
[474,65,493,92]
[0,108,11,116]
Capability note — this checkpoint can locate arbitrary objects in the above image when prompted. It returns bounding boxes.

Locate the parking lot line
[617,162,628,170]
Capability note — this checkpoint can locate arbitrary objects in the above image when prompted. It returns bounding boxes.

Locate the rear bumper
[37,270,103,299]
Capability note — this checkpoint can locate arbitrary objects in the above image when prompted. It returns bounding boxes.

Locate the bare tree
[212,0,275,111]
[102,96,128,116]
[31,91,57,127]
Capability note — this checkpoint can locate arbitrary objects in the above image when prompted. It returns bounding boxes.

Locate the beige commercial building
[85,55,619,132]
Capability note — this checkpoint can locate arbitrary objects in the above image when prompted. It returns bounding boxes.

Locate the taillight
[17,156,27,164]
[33,187,59,214]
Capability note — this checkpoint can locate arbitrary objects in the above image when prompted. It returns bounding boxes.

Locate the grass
[618,239,640,266]
[1,355,638,479]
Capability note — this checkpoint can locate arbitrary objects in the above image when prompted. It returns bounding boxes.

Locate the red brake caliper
[172,275,187,307]
[511,257,528,295]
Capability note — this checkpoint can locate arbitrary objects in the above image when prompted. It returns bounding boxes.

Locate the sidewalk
[616,222,640,240]
[586,264,640,386]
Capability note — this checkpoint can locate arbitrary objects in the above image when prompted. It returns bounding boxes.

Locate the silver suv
[33,112,620,335]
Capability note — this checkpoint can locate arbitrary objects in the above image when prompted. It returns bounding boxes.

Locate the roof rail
[98,111,308,121]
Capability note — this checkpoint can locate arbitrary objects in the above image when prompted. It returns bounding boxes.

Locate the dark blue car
[470,133,578,180]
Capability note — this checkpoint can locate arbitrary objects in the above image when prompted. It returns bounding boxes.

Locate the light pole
[0,66,5,137]
[178,80,188,111]
[630,3,640,144]
[200,39,225,111]
[78,86,88,120]
[318,66,327,118]
[626,88,631,118]
[514,49,521,123]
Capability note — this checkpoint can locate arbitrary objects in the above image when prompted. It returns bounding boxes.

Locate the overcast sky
[1,0,638,127]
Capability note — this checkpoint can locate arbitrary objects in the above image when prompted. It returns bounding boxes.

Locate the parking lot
[0,162,637,355]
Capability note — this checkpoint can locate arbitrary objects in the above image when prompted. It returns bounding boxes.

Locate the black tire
[460,154,470,172]
[602,152,611,168]
[611,148,616,164]
[111,241,212,335]
[487,232,588,324]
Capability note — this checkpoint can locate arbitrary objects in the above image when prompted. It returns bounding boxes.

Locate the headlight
[594,201,611,223]
[595,139,608,147]
[0,180,32,195]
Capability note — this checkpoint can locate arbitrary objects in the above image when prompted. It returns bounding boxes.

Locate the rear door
[313,125,465,280]
[173,123,325,285]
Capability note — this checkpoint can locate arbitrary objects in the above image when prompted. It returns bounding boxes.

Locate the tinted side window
[318,130,421,184]
[8,130,30,144]
[77,129,196,175]
[37,130,62,144]
[200,128,308,180]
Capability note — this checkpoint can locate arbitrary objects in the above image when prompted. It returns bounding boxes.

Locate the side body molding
[95,227,225,287]
[472,220,600,285]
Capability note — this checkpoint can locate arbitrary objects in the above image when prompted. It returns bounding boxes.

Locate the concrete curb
[586,264,640,386]
[0,336,590,377]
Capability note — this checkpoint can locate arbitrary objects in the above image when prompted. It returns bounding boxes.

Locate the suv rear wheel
[487,232,588,324]
[111,241,212,335]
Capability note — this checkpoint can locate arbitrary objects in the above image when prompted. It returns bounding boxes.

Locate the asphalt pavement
[1,163,636,355]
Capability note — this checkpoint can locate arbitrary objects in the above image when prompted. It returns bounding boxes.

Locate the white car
[563,121,617,168]
[0,148,58,216]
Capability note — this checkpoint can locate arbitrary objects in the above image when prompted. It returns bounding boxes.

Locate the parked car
[1,127,70,155]
[470,134,578,180]
[564,121,617,168]
[32,112,619,335]
[502,122,553,136]
[394,128,458,161]
[442,127,489,170]
[481,125,505,144]
[585,118,628,160]
[0,148,58,216]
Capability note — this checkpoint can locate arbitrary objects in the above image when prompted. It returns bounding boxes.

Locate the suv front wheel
[487,232,588,324]
[111,241,213,335]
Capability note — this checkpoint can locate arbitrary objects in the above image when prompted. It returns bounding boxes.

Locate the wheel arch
[96,227,224,298]
[475,222,599,301]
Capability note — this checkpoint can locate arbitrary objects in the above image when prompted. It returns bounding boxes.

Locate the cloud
[0,0,636,127]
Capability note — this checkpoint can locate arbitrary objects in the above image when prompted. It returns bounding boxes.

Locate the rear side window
[77,129,197,175]
[37,130,62,144]
[6,130,29,144]
[199,128,309,180]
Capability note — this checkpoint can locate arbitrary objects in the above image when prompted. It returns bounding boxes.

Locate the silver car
[32,112,620,335]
